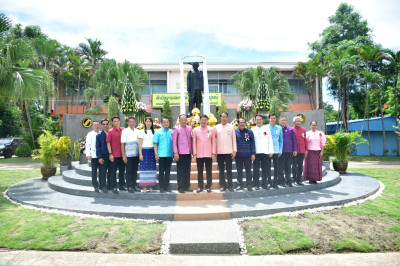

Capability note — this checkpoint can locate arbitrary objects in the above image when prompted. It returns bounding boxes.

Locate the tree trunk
[24,101,36,150]
[43,95,47,130]
[360,84,368,138]
[16,105,26,136]
[378,87,386,156]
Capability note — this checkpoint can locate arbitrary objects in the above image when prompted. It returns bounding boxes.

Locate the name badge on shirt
[125,140,139,157]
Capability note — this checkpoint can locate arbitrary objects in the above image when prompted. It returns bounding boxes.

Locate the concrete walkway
[348,160,400,168]
[0,250,399,266]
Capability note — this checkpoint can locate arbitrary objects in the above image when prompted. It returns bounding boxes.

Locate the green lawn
[0,169,166,253]
[0,156,39,164]
[241,168,400,255]
[348,155,400,161]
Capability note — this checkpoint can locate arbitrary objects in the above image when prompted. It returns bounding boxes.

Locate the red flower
[245,133,249,141]
[264,132,267,135]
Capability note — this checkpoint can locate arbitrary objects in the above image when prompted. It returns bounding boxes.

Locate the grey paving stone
[170,220,240,254]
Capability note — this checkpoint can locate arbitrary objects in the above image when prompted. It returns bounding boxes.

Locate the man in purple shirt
[172,114,193,193]
[279,116,297,187]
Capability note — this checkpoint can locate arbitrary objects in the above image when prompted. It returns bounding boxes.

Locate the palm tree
[91,59,148,103]
[385,49,400,156]
[68,50,91,113]
[0,13,12,35]
[325,45,360,132]
[358,45,386,155]
[264,67,295,116]
[78,38,107,75]
[232,66,265,102]
[0,38,51,148]
[295,61,316,110]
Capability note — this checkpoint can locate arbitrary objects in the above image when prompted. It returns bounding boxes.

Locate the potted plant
[33,130,59,180]
[322,135,335,170]
[57,136,71,173]
[332,130,367,173]
[71,139,81,168]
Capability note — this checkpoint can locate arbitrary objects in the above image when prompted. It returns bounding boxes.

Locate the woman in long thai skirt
[303,121,326,184]
[138,117,157,192]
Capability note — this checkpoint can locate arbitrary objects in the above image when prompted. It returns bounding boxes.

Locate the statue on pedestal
[187,62,203,115]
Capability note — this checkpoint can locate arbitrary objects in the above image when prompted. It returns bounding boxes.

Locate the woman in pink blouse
[303,121,326,183]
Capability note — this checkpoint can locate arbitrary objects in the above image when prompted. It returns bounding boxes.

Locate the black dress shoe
[165,186,172,192]
[94,187,100,193]
[178,188,185,193]
[133,186,140,192]
[112,188,119,193]
[196,188,203,193]
[128,187,134,193]
[220,187,226,192]
[264,185,270,190]
[296,181,304,186]
[207,188,212,193]
[185,188,194,192]
[119,186,127,191]
[228,187,234,192]
[254,186,260,190]
[236,185,244,191]
[280,183,287,187]
[160,188,165,193]
[102,187,108,193]
[247,186,253,191]
[287,183,293,187]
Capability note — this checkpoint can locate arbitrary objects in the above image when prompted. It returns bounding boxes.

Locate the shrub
[14,145,32,157]
[33,130,58,168]
[332,131,367,162]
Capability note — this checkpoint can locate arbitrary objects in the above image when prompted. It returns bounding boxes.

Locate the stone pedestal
[227,108,238,123]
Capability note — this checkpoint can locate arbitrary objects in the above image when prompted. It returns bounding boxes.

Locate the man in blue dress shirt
[153,117,173,193]
[96,119,111,193]
[268,114,283,189]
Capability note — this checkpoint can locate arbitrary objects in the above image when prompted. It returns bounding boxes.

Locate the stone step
[7,172,380,221]
[52,170,338,200]
[169,220,240,254]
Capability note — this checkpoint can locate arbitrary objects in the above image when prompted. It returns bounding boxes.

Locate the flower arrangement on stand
[153,118,161,129]
[136,101,147,125]
[239,99,255,121]
[207,113,218,127]
[246,117,256,129]
[137,124,144,130]
[231,118,239,129]
[79,137,86,154]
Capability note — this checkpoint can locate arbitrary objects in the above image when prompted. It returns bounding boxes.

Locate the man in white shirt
[85,120,100,192]
[251,114,273,190]
[121,117,140,193]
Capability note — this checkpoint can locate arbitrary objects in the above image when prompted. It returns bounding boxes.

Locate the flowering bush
[136,101,147,112]
[137,123,144,130]
[153,118,161,129]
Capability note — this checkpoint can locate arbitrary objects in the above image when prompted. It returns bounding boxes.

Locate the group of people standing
[85,112,326,194]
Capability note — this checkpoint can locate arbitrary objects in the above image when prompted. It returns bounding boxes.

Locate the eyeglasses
[102,123,109,126]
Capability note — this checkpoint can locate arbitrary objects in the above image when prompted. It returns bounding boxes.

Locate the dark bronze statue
[187,62,203,114]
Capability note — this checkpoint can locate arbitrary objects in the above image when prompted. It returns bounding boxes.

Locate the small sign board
[152,92,222,108]
[82,117,92,128]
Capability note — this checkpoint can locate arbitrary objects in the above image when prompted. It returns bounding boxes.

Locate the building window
[288,79,308,94]
[207,71,238,94]
[143,72,167,95]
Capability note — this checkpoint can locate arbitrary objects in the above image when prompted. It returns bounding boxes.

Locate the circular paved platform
[6,163,380,221]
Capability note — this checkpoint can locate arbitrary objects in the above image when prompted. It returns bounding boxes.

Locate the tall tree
[78,38,107,75]
[385,49,400,156]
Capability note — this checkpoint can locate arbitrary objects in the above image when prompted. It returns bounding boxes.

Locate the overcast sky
[3,0,400,107]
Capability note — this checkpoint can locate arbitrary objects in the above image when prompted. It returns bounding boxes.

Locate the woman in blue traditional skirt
[303,121,326,184]
[138,117,157,192]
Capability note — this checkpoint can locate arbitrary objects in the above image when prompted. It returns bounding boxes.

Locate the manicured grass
[0,170,166,253]
[240,168,400,255]
[0,156,39,164]
[348,155,400,161]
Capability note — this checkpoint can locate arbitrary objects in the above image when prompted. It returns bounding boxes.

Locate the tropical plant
[107,96,119,122]
[33,130,59,168]
[57,136,71,164]
[0,13,12,35]
[14,145,32,157]
[332,130,367,162]
[162,99,172,129]
[71,139,81,161]
[322,135,335,161]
